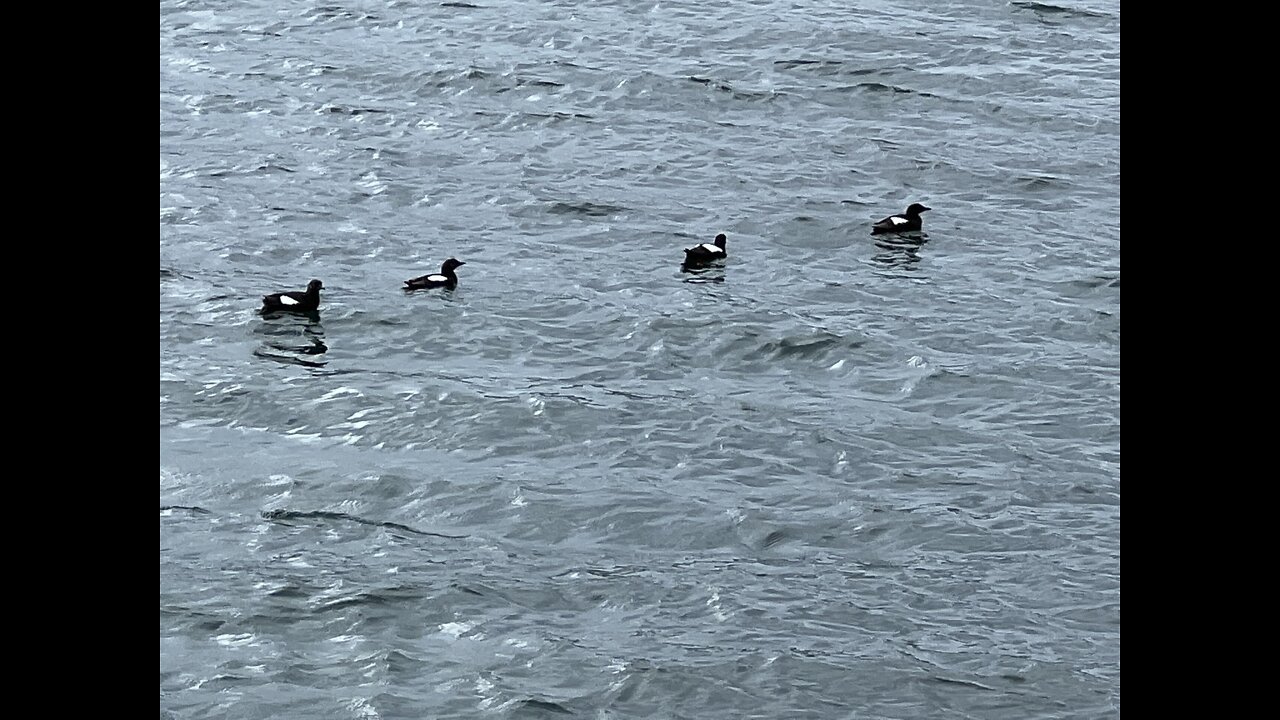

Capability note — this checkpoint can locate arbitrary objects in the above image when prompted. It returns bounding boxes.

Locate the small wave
[773,59,842,70]
[931,675,1001,692]
[523,111,595,123]
[687,75,776,101]
[261,509,466,539]
[1010,1,1111,19]
[745,333,857,362]
[321,104,388,115]
[848,82,937,98]
[773,60,891,78]
[308,5,381,23]
[762,529,788,549]
[207,157,297,177]
[688,75,734,92]
[160,505,211,514]
[1051,275,1121,297]
[515,698,573,715]
[546,200,627,217]
[317,586,428,610]
[1017,173,1068,190]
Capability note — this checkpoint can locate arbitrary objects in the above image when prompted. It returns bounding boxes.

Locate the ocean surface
[160,0,1120,717]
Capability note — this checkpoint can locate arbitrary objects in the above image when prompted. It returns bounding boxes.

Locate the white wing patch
[427,275,447,282]
[889,216,908,225]
[280,295,299,305]
[699,244,725,253]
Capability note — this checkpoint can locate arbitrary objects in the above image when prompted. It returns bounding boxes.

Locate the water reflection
[680,263,727,284]
[872,232,928,272]
[253,311,328,367]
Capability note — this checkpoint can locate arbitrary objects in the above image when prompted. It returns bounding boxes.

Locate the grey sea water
[160,0,1120,717]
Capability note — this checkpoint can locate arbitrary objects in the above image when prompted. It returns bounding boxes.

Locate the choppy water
[160,0,1120,717]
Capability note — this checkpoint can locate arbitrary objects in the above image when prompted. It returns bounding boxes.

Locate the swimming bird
[872,203,930,234]
[404,258,466,290]
[682,233,728,267]
[261,279,323,312]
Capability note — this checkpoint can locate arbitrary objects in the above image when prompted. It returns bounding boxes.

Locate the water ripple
[162,0,1119,716]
